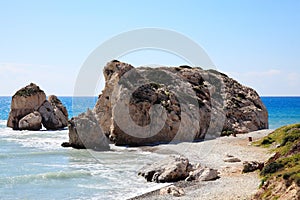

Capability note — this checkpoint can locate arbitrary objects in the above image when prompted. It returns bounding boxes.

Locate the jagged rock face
[64,109,110,151]
[38,99,68,130]
[7,83,46,130]
[18,111,42,131]
[7,83,68,131]
[93,61,268,146]
[222,77,269,134]
[48,95,69,119]
[38,95,68,130]
[94,60,134,138]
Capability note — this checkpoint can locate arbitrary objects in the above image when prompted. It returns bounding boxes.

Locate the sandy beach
[131,129,273,200]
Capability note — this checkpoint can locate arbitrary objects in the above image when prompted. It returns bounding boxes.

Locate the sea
[0,96,300,200]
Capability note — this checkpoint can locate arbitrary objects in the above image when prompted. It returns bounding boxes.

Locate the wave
[0,170,92,185]
[0,128,69,150]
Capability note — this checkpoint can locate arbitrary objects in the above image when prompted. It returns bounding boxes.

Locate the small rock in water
[18,111,42,130]
[65,109,110,151]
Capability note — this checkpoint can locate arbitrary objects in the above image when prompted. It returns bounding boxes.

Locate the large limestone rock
[18,111,42,130]
[62,109,110,151]
[92,61,268,146]
[7,83,69,131]
[7,83,46,130]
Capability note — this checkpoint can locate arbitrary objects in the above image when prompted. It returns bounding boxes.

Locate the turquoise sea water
[0,97,168,200]
[0,96,299,199]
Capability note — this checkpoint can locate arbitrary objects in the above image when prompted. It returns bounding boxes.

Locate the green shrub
[261,162,284,176]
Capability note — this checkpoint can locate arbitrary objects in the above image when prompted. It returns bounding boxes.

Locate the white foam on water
[0,127,68,151]
[0,120,171,200]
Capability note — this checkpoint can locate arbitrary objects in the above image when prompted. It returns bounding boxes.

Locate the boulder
[18,111,42,130]
[7,83,46,130]
[63,109,110,151]
[160,186,185,197]
[48,95,68,119]
[138,156,191,183]
[138,156,219,183]
[197,168,219,181]
[242,161,264,173]
[92,61,268,146]
[185,166,219,181]
[38,95,68,130]
[223,157,241,163]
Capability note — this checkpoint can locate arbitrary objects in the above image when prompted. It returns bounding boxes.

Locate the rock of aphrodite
[63,109,110,151]
[7,83,68,131]
[91,61,268,146]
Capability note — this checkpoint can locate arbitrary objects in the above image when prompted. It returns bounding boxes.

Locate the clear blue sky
[0,0,299,96]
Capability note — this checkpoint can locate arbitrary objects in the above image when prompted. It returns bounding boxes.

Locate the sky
[0,0,299,96]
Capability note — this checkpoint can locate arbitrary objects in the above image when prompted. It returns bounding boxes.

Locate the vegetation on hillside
[254,123,300,199]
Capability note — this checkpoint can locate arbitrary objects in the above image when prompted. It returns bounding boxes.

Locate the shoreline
[129,129,274,200]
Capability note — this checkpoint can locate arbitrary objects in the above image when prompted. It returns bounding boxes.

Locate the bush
[261,137,274,145]
[261,162,284,176]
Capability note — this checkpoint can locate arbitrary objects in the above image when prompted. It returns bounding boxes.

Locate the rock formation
[7,83,68,131]
[62,109,110,151]
[7,83,46,130]
[90,60,268,146]
[38,96,68,130]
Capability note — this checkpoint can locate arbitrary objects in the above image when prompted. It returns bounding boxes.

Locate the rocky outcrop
[91,60,268,146]
[7,83,46,130]
[38,96,68,130]
[62,109,110,151]
[138,156,218,183]
[7,83,68,131]
[48,95,68,119]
